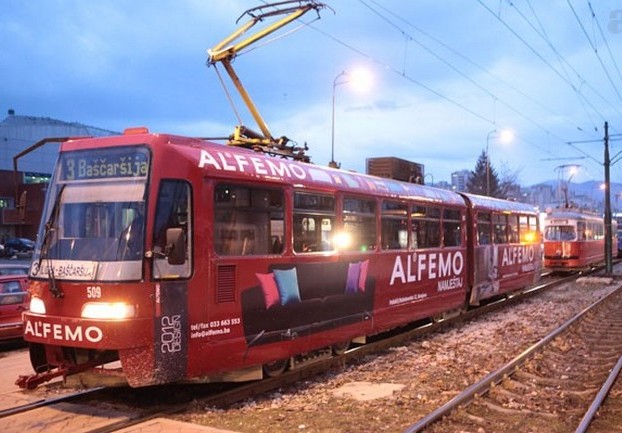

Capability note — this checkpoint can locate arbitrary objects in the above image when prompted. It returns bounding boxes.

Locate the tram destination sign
[60,146,150,181]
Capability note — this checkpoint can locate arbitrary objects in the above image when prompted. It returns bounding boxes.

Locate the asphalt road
[0,257,33,267]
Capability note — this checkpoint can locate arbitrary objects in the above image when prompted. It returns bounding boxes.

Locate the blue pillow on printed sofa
[273,267,302,305]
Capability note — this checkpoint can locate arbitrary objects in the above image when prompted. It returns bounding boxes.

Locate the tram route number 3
[160,315,182,353]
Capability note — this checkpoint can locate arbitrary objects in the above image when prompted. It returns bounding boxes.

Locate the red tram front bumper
[22,312,152,349]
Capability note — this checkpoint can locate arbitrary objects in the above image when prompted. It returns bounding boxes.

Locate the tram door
[151,180,192,383]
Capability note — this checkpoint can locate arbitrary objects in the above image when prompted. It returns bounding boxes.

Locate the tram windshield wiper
[38,184,65,298]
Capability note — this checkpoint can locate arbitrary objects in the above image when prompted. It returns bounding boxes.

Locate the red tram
[543,210,617,271]
[18,129,542,388]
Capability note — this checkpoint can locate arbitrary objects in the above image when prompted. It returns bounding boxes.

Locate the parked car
[0,274,29,341]
[2,238,35,257]
[0,264,30,276]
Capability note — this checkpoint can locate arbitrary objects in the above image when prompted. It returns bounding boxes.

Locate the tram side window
[519,215,538,243]
[519,215,529,242]
[530,215,539,233]
[381,201,408,250]
[152,180,192,279]
[411,206,440,249]
[508,215,519,243]
[579,222,588,240]
[594,222,604,240]
[343,197,377,252]
[493,213,508,244]
[477,212,492,245]
[293,192,335,253]
[443,208,462,247]
[214,185,284,256]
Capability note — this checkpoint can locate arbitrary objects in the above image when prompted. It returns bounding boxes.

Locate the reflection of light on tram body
[520,231,537,243]
[332,231,352,250]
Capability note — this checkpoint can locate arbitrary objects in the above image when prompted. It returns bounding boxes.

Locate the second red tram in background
[543,210,617,271]
[18,129,542,388]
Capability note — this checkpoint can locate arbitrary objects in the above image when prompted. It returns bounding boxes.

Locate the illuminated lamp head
[81,302,136,320]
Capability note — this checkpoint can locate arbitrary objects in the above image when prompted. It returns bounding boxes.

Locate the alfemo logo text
[24,320,103,343]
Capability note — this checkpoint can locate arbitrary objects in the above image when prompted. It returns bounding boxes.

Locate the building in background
[0,109,116,241]
[366,156,425,184]
[450,169,470,192]
[434,180,452,191]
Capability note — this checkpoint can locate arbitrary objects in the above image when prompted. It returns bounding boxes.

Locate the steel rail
[403,284,622,433]
[574,354,622,433]
[0,386,105,418]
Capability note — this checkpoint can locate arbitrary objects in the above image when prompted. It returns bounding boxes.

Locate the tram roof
[59,131,542,212]
[172,136,468,207]
[544,209,603,221]
[461,192,538,215]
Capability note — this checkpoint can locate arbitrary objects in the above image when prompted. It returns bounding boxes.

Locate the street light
[330,68,372,168]
[485,128,513,196]
[555,164,581,207]
[424,173,434,186]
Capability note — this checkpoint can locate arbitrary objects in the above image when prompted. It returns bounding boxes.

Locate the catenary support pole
[604,121,613,274]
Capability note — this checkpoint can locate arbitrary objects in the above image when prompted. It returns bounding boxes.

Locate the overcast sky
[2,0,622,186]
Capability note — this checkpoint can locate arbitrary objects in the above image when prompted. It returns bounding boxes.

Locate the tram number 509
[160,315,182,353]
[86,286,101,299]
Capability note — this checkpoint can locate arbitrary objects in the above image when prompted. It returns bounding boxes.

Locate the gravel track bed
[180,276,620,433]
[425,280,622,433]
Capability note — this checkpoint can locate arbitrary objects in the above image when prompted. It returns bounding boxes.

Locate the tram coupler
[15,353,114,389]
[16,367,70,389]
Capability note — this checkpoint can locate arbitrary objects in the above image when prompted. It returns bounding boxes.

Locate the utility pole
[566,122,619,274]
[604,121,613,274]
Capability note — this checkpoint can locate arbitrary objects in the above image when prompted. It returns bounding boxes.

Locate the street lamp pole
[330,71,348,169]
[424,173,434,186]
[486,129,496,196]
[485,128,513,196]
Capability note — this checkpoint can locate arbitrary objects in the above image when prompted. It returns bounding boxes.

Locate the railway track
[0,270,603,433]
[405,283,622,433]
[0,386,105,418]
[584,357,622,433]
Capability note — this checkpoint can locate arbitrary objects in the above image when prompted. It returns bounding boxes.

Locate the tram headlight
[29,297,46,314]
[81,302,136,320]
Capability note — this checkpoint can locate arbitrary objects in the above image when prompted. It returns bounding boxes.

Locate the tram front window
[40,182,146,262]
[31,146,150,281]
[544,225,576,241]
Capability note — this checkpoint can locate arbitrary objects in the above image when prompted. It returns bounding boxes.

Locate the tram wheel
[29,342,49,373]
[262,358,289,377]
[331,340,351,356]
